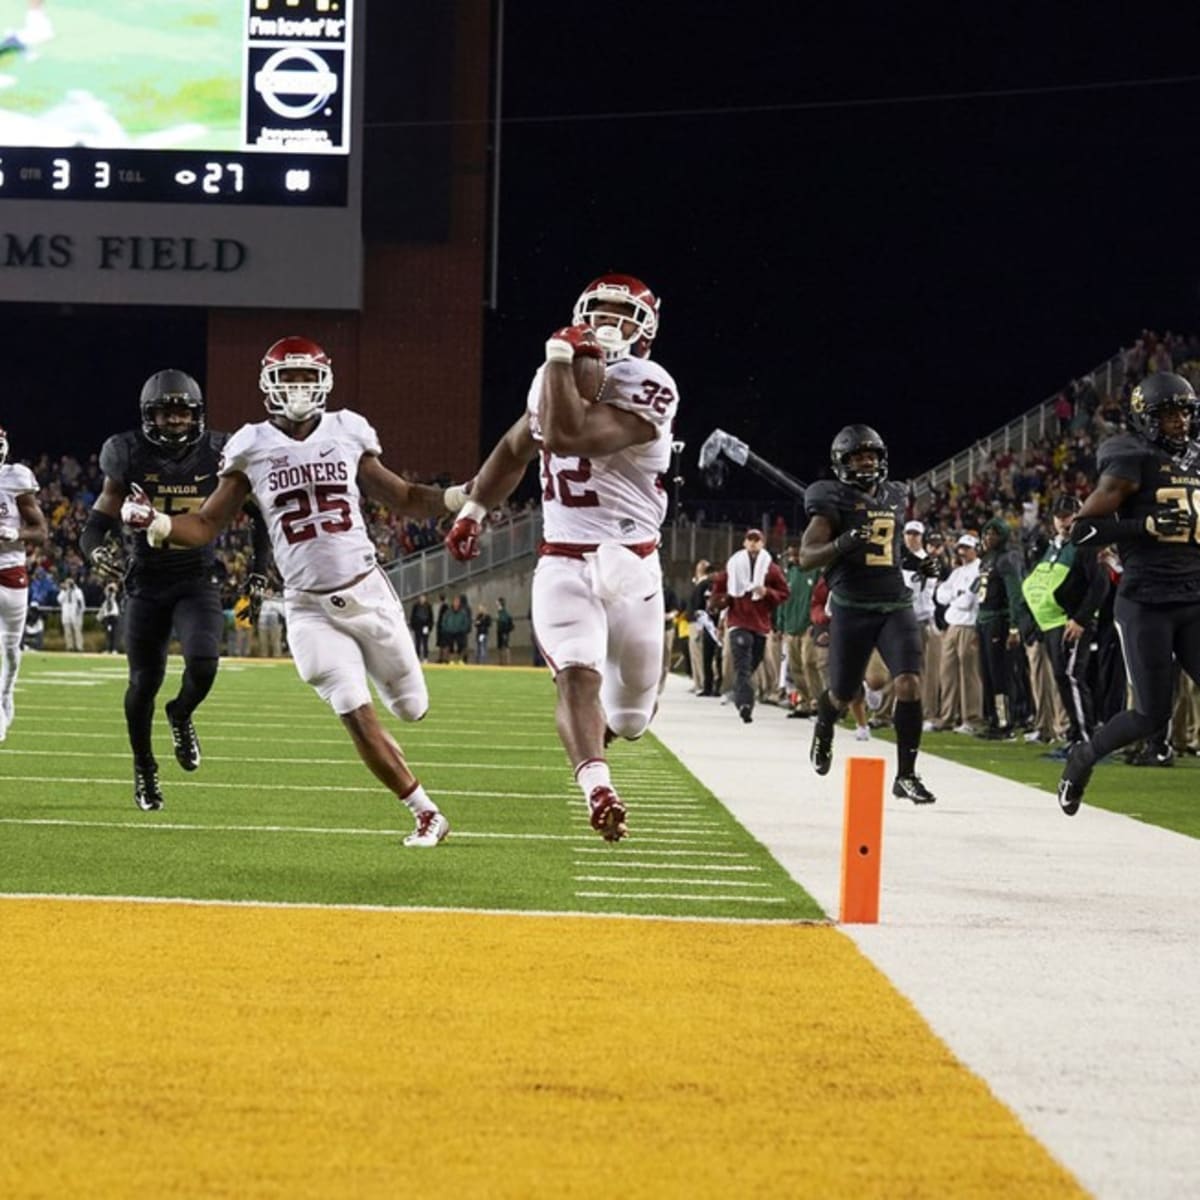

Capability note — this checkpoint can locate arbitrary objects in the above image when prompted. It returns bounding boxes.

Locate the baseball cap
[956,533,979,548]
[903,520,925,534]
[745,528,764,540]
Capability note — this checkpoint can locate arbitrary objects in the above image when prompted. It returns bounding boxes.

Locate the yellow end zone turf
[0,899,1083,1198]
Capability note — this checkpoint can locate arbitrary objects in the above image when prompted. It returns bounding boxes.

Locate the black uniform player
[799,425,937,803]
[80,370,269,811]
[1057,372,1200,815]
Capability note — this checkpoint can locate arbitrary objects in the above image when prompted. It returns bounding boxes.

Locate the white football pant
[286,568,428,720]
[532,549,665,739]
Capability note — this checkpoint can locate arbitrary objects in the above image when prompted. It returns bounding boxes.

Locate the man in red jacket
[709,529,790,723]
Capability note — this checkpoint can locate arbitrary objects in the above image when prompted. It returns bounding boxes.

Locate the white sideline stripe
[0,776,578,801]
[575,891,786,904]
[572,860,761,873]
[575,875,772,888]
[572,846,750,858]
[0,892,812,926]
[0,817,733,848]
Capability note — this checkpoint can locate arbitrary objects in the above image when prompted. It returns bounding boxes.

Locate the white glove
[0,523,18,543]
[121,483,172,548]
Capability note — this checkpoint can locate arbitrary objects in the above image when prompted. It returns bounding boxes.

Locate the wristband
[458,500,487,523]
[443,483,472,513]
[545,338,575,364]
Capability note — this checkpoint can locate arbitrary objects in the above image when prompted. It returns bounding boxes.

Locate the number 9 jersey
[804,477,913,607]
[219,410,381,592]
[527,357,679,544]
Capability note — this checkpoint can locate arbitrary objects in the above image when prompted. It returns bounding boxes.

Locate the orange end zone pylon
[839,756,885,924]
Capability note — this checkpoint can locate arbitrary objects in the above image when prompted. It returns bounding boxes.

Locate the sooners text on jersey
[526,356,679,544]
[220,410,380,592]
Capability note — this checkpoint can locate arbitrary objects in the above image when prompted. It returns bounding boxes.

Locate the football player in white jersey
[121,337,458,848]
[0,426,48,742]
[444,274,680,841]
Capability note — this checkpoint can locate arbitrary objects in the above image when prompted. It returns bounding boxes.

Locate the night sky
[6,4,1200,514]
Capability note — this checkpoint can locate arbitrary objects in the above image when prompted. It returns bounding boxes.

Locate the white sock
[400,780,435,816]
[574,758,611,801]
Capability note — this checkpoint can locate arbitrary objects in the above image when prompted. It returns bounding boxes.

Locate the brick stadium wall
[204,2,490,484]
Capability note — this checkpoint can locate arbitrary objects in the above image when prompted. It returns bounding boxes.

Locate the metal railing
[386,510,543,601]
[910,348,1127,498]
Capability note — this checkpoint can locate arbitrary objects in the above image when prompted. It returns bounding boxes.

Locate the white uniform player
[445,274,678,842]
[219,408,428,723]
[0,427,48,741]
[526,353,678,735]
[121,338,457,848]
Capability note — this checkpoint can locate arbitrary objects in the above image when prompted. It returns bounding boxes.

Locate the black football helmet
[831,424,888,488]
[1128,372,1198,455]
[140,369,205,448]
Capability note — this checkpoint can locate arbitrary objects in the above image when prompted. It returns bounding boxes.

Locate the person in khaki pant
[934,533,983,732]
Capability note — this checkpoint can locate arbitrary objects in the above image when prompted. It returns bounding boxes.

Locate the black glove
[918,554,941,578]
[1148,506,1191,538]
[89,538,126,582]
[833,525,872,557]
[246,572,268,623]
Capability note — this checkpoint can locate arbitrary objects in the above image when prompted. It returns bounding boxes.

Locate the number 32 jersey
[526,356,679,544]
[220,410,381,592]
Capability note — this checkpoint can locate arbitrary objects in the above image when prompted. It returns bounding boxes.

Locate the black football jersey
[1096,433,1200,602]
[99,430,230,583]
[804,478,912,606]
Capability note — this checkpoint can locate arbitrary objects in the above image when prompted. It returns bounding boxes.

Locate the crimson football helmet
[140,369,205,448]
[260,336,333,422]
[0,425,8,467]
[572,273,660,361]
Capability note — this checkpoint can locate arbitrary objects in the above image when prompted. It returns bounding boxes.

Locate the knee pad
[381,676,430,723]
[605,704,653,742]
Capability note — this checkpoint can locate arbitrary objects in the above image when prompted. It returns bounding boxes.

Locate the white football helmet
[260,336,333,422]
[572,273,660,362]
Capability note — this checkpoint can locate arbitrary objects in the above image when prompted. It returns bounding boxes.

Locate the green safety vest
[1020,540,1077,632]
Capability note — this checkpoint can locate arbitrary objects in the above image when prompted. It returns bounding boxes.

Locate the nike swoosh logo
[1074,526,1097,544]
[320,447,335,457]
[195,474,212,482]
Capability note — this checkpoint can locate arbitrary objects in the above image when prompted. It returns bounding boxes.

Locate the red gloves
[545,325,604,363]
[444,515,482,561]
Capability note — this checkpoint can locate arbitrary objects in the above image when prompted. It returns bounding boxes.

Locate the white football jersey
[0,462,36,570]
[526,355,679,543]
[220,410,381,592]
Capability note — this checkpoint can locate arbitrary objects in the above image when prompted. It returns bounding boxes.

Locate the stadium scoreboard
[0,0,364,308]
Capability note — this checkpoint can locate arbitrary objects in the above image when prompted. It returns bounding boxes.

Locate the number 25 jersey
[526,356,679,544]
[804,478,912,607]
[219,410,381,592]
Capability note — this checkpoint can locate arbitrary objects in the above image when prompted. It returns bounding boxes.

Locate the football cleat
[893,774,936,805]
[165,700,201,771]
[404,810,450,848]
[134,761,164,811]
[588,786,628,842]
[809,722,833,776]
[738,704,753,724]
[1056,741,1095,816]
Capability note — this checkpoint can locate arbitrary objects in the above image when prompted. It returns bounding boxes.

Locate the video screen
[0,0,352,154]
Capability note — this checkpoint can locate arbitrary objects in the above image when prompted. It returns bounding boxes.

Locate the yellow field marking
[0,899,1083,1198]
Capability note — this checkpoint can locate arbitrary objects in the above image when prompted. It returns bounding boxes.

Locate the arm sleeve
[80,508,120,559]
[243,498,272,576]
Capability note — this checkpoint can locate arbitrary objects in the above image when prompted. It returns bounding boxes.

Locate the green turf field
[0,1,241,146]
[874,725,1200,837]
[0,654,825,921]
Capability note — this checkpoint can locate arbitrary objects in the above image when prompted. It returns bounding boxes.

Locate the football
[573,352,606,403]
